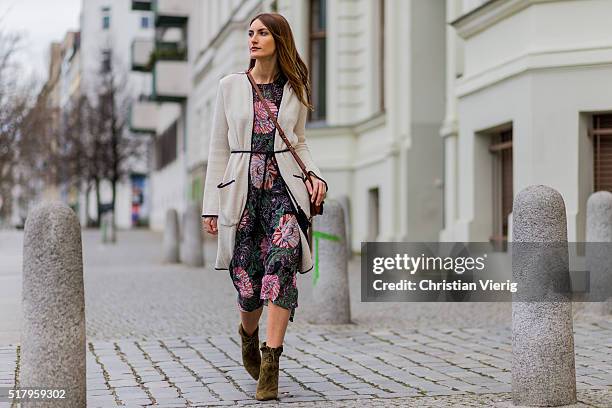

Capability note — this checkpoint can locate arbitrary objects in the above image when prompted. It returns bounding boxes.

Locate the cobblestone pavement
[1,229,517,342]
[1,229,612,406]
[2,322,612,407]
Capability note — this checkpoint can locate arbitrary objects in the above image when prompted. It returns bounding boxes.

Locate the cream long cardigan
[201,72,325,274]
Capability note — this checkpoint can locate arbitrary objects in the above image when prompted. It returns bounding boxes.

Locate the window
[489,129,513,251]
[592,114,612,191]
[102,7,111,30]
[309,0,327,122]
[101,49,111,73]
[368,187,380,241]
[141,16,150,29]
[156,121,178,169]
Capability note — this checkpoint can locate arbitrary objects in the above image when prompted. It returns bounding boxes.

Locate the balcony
[131,39,154,72]
[132,0,152,11]
[149,39,188,102]
[154,41,187,61]
[152,61,189,102]
[153,0,190,27]
[130,99,158,134]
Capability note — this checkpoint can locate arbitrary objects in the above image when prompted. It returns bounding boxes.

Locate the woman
[201,13,327,401]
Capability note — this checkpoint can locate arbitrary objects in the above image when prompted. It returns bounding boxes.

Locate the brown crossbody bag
[245,69,326,219]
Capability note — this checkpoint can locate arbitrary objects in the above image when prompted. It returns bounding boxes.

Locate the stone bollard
[108,210,116,243]
[309,199,351,324]
[336,194,352,256]
[100,211,108,242]
[585,191,612,314]
[163,208,180,263]
[512,185,576,406]
[181,202,204,267]
[101,210,115,243]
[21,201,86,407]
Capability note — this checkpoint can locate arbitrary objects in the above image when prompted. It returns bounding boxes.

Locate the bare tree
[88,48,143,228]
[0,24,42,224]
[55,94,98,223]
[17,89,55,210]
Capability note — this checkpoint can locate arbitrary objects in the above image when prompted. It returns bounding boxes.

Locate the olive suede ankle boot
[238,323,261,380]
[255,342,283,401]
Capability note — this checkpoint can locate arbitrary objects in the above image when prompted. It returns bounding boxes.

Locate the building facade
[441,0,612,245]
[132,0,447,254]
[79,0,154,228]
[34,32,81,214]
[129,0,193,230]
[38,41,65,204]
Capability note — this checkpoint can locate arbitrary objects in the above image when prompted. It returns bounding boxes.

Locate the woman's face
[248,19,276,59]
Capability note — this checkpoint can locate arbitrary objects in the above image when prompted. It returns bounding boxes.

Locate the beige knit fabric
[201,72,325,273]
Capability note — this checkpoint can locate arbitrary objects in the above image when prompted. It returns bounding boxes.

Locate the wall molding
[456,43,612,97]
[451,0,570,39]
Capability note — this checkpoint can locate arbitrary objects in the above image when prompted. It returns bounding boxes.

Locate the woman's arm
[201,79,230,218]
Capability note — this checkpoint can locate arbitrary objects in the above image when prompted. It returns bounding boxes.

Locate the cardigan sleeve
[201,80,230,218]
[293,102,328,192]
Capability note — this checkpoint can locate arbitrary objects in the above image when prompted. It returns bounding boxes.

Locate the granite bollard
[101,210,115,243]
[512,185,576,406]
[181,202,204,267]
[336,194,352,256]
[21,201,86,407]
[163,208,180,263]
[585,191,612,314]
[309,199,350,324]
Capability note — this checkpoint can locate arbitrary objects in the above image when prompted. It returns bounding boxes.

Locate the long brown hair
[248,13,313,111]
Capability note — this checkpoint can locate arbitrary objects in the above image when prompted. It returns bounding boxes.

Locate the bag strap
[245,69,312,182]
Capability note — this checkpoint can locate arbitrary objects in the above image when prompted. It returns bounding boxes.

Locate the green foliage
[145,43,187,70]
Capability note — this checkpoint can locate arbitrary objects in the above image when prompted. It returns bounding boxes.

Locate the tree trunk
[84,181,92,227]
[94,177,101,227]
[111,177,117,242]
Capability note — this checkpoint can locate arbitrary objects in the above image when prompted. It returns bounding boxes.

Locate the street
[0,229,611,407]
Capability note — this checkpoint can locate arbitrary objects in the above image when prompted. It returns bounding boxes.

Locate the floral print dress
[228,74,301,322]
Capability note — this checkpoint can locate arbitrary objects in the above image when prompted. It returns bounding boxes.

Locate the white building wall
[440,0,463,242]
[286,0,445,247]
[79,0,154,229]
[185,0,264,218]
[149,101,184,231]
[461,0,490,14]
[181,0,447,252]
[444,0,612,243]
[326,0,384,125]
[80,0,153,100]
[150,156,186,230]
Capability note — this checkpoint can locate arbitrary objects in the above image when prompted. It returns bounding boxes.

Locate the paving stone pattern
[1,230,612,406]
[1,323,612,407]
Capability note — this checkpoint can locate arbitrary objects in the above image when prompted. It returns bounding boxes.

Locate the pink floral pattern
[272,214,300,248]
[239,209,250,230]
[250,154,278,190]
[253,99,278,134]
[233,267,253,299]
[261,274,280,301]
[227,75,300,323]
[260,235,271,262]
[263,159,278,189]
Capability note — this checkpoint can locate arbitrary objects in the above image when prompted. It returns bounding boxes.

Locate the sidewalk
[2,322,612,407]
[1,229,611,407]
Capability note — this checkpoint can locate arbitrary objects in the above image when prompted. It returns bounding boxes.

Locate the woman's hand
[305,176,327,206]
[202,216,218,235]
